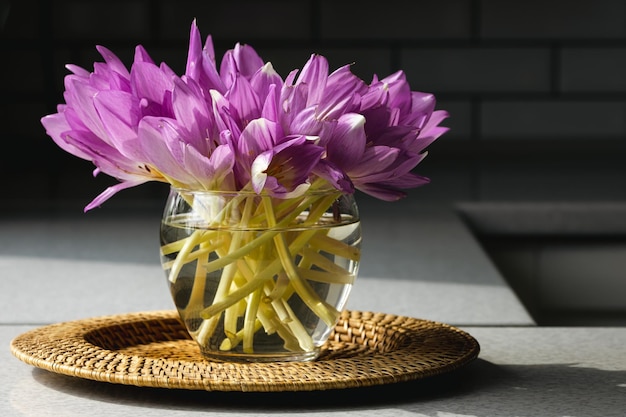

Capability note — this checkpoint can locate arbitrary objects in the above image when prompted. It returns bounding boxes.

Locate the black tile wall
[481,0,626,39]
[560,47,626,92]
[319,0,472,40]
[2,0,626,208]
[400,47,552,93]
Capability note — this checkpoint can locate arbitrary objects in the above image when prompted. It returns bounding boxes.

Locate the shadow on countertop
[21,359,626,416]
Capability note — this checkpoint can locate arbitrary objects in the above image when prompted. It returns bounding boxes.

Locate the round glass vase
[159,187,361,363]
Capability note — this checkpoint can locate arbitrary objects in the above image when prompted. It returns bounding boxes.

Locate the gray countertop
[0,199,532,326]
[3,325,625,417]
[2,199,625,416]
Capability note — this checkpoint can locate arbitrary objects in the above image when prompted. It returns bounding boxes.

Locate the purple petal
[360,83,389,110]
[383,152,428,180]
[355,183,407,201]
[234,43,265,77]
[403,91,436,128]
[200,45,227,93]
[137,117,192,184]
[316,65,364,120]
[251,136,324,197]
[295,54,329,106]
[181,144,215,188]
[411,91,436,115]
[250,62,283,101]
[250,151,272,193]
[238,118,280,159]
[312,160,354,194]
[40,113,90,159]
[225,74,262,125]
[209,90,241,138]
[65,78,110,142]
[280,83,308,128]
[65,64,90,78]
[185,19,202,80]
[58,126,160,193]
[84,179,148,212]
[289,106,325,137]
[413,110,450,150]
[219,52,237,88]
[130,61,174,106]
[371,125,415,148]
[379,70,411,114]
[172,77,212,151]
[360,107,392,138]
[221,43,265,81]
[326,113,366,170]
[261,83,280,122]
[95,45,130,79]
[134,45,155,64]
[160,62,178,81]
[351,146,399,176]
[107,70,132,92]
[234,119,282,186]
[421,109,449,133]
[379,171,430,189]
[93,90,142,158]
[208,143,236,183]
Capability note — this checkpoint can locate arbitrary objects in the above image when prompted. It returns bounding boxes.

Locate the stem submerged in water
[160,188,361,358]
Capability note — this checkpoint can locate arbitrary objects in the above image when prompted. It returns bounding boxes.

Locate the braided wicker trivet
[10,310,479,392]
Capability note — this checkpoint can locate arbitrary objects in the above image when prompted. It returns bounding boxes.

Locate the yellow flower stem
[198,253,280,319]
[242,287,262,353]
[163,187,253,283]
[304,193,341,226]
[258,300,301,351]
[277,298,315,351]
[222,263,303,351]
[198,227,322,319]
[186,240,210,315]
[229,263,310,351]
[262,196,339,328]
[238,255,316,351]
[160,232,197,255]
[301,247,355,279]
[266,272,290,301]
[161,236,225,271]
[295,267,355,285]
[199,194,321,276]
[235,258,279,335]
[166,229,207,283]
[223,298,240,345]
[309,233,361,261]
[197,196,255,346]
[219,318,263,351]
[166,191,338,284]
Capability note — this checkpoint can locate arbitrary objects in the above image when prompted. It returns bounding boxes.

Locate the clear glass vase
[159,187,361,362]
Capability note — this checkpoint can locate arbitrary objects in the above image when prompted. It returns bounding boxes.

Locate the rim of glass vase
[170,186,349,198]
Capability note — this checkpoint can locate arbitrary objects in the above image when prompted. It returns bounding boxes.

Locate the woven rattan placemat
[10,310,479,392]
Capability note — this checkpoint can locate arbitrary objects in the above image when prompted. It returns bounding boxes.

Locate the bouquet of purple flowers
[41,20,449,360]
[41,20,448,211]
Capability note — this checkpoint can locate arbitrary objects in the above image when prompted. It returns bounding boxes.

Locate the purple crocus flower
[40,25,243,211]
[288,62,448,200]
[347,72,449,200]
[272,51,448,200]
[41,45,176,211]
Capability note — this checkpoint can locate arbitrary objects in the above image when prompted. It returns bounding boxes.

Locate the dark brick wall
[2,0,626,208]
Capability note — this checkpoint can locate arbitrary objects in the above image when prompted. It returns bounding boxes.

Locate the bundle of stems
[160,187,360,354]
